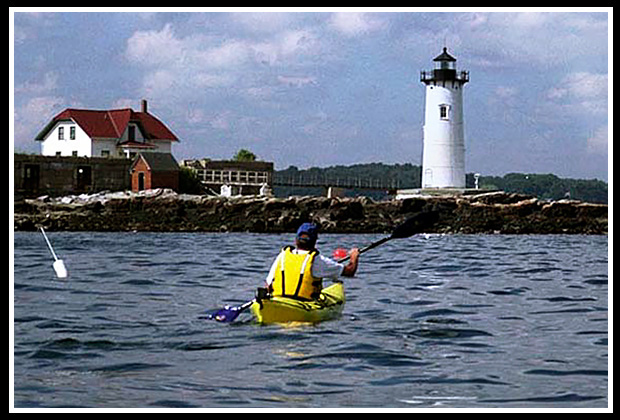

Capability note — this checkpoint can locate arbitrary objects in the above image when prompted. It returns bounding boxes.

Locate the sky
[11,8,611,181]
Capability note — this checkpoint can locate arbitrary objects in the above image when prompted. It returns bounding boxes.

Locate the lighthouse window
[439,104,450,120]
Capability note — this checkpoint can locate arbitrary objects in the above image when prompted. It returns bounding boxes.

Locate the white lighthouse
[420,47,469,189]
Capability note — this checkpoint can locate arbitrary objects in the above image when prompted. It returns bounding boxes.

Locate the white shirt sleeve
[265,256,278,286]
[311,255,345,279]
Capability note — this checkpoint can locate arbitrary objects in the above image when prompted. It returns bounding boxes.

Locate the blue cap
[296,223,318,244]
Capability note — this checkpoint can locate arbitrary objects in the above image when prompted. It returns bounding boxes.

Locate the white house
[35,100,179,159]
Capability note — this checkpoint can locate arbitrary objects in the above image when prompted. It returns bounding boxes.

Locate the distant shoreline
[13,189,608,235]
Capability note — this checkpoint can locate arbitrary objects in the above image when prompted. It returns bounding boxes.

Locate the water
[12,232,608,408]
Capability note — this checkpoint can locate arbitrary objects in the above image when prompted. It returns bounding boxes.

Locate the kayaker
[264,222,359,301]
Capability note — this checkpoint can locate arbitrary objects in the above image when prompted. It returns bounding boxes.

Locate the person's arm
[264,255,279,292]
[341,248,359,277]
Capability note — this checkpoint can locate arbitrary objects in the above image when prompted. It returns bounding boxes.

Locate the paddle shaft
[336,236,391,263]
[40,227,59,261]
[335,211,438,263]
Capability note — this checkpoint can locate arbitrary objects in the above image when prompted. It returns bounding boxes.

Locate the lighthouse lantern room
[420,47,469,189]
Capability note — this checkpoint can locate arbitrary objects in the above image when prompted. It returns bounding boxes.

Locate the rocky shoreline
[13,189,608,235]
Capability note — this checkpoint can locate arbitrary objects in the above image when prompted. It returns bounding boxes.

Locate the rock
[467,191,534,205]
[12,191,607,234]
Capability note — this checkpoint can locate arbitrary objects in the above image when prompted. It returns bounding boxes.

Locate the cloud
[14,95,70,152]
[457,12,607,69]
[15,72,58,95]
[13,12,57,44]
[126,22,319,70]
[511,12,552,27]
[194,73,235,88]
[201,39,251,68]
[277,75,317,88]
[123,20,327,120]
[494,86,518,100]
[252,29,319,65]
[547,71,608,115]
[330,12,386,37]
[547,72,608,100]
[228,12,293,34]
[125,23,185,67]
[13,51,63,148]
[207,110,234,130]
[111,98,137,109]
[126,25,243,106]
[280,29,316,56]
[141,69,176,98]
[587,125,608,155]
[17,96,66,121]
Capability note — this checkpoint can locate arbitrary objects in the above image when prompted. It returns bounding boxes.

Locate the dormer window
[128,125,136,142]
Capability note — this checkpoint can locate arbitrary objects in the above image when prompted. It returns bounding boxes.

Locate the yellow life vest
[271,246,322,301]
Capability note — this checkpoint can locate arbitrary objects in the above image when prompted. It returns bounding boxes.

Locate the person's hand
[341,248,360,277]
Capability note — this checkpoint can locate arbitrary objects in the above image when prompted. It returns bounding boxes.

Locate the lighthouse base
[395,187,499,200]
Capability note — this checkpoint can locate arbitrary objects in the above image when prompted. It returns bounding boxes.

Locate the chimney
[141,99,148,114]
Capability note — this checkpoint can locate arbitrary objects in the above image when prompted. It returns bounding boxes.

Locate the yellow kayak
[250,282,345,324]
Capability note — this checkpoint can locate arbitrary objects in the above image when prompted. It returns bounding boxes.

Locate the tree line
[275,163,608,203]
[477,172,608,204]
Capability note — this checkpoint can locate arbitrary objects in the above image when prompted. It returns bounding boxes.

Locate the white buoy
[40,227,67,278]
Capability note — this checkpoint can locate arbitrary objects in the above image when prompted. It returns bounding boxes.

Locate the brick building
[130,152,179,192]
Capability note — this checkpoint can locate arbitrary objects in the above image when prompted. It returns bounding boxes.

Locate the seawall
[13,189,608,234]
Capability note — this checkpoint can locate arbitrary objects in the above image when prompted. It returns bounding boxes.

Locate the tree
[233,149,257,162]
[178,167,205,194]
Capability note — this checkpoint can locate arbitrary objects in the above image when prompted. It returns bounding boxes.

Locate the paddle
[205,210,439,323]
[334,210,439,263]
[40,227,68,279]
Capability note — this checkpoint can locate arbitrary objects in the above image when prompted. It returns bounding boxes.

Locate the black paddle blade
[337,210,440,263]
[391,210,439,239]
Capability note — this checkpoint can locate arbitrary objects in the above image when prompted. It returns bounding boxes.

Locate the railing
[420,70,469,83]
[193,169,270,186]
[273,174,400,191]
[190,167,401,191]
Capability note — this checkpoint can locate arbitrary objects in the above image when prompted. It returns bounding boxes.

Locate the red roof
[35,107,179,142]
